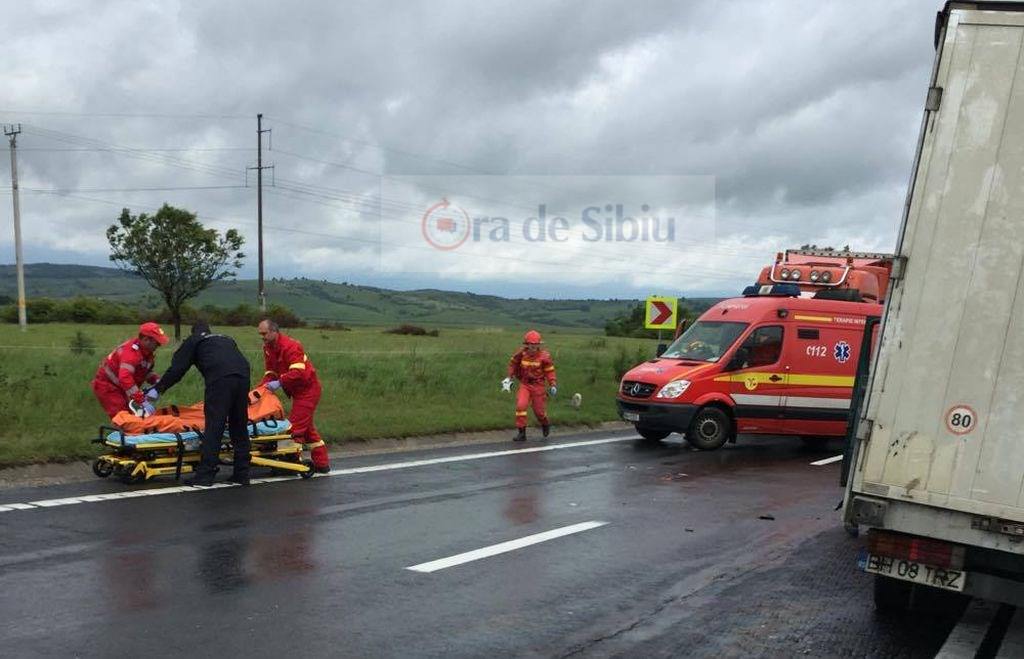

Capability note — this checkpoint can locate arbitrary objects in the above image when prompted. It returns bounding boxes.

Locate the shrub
[0,296,307,329]
[385,324,439,337]
[313,320,351,331]
[267,303,305,328]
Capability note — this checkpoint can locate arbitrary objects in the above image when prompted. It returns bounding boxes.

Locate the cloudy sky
[0,0,940,298]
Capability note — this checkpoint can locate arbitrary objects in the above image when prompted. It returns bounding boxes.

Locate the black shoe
[542,424,550,438]
[184,475,216,487]
[227,472,250,486]
[513,429,527,442]
[314,464,331,474]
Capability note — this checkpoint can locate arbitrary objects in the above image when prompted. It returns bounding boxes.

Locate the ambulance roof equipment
[741,283,802,298]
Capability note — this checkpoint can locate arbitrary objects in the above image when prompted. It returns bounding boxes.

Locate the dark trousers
[198,375,251,477]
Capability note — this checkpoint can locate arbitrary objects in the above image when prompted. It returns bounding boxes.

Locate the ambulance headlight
[790,269,802,281]
[821,271,832,283]
[809,270,820,282]
[779,269,790,280]
[656,379,691,399]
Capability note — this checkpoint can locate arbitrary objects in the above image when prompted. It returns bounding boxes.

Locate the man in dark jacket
[147,322,252,486]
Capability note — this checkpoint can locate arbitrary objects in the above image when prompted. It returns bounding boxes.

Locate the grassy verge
[0,323,656,466]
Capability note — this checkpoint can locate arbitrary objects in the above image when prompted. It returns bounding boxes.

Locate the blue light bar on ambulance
[742,283,801,297]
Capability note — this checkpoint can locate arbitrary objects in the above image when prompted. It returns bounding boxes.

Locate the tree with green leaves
[107,204,245,340]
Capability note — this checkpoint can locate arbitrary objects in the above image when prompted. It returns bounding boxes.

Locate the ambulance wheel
[873,575,912,613]
[300,459,315,480]
[92,459,113,478]
[635,425,670,442]
[685,407,732,451]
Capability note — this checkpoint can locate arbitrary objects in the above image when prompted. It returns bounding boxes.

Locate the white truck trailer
[843,1,1024,610]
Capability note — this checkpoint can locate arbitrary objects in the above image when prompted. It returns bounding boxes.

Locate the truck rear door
[857,5,1024,519]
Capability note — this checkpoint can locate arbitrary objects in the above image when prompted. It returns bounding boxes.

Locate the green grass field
[0,323,657,466]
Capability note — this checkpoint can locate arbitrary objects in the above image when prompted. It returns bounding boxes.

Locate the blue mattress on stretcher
[105,419,293,447]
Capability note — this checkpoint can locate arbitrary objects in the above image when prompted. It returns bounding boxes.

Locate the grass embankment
[0,324,656,466]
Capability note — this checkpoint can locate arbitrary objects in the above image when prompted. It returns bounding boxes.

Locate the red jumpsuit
[91,338,159,419]
[261,333,329,469]
[508,348,557,429]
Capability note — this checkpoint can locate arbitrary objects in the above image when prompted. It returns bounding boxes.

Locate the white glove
[548,386,558,397]
[501,377,513,392]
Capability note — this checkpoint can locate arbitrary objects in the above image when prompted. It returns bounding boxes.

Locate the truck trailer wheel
[685,407,732,451]
[873,575,912,612]
[635,426,671,441]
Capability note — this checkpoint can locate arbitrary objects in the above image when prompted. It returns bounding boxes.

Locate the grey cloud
[0,0,946,297]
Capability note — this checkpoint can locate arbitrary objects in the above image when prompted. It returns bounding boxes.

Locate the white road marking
[406,521,608,573]
[996,606,1024,658]
[936,598,1000,658]
[810,454,844,466]
[0,435,639,513]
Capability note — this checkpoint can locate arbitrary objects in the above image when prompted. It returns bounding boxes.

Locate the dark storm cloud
[0,0,941,295]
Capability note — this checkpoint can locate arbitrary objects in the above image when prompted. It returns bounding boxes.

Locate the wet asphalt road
[0,431,964,658]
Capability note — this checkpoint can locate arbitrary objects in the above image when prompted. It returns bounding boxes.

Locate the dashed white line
[406,521,608,573]
[810,454,844,466]
[0,435,639,513]
[936,598,1000,658]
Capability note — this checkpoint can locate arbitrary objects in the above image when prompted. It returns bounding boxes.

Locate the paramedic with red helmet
[503,330,557,441]
[91,321,169,419]
[258,319,331,473]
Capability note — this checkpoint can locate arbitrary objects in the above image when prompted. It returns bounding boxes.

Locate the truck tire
[873,575,912,612]
[685,407,732,451]
[635,425,670,442]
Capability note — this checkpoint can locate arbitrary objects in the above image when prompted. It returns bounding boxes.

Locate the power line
[0,110,249,119]
[265,116,493,174]
[20,185,247,193]
[5,122,784,278]
[3,147,253,152]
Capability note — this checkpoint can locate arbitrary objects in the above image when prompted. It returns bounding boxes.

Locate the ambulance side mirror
[674,318,689,340]
[656,343,668,357]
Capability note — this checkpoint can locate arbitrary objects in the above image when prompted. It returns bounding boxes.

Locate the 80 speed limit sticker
[945,405,977,436]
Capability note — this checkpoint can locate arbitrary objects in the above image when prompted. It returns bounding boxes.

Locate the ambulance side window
[736,326,784,368]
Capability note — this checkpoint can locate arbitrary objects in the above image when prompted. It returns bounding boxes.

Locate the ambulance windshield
[660,321,748,362]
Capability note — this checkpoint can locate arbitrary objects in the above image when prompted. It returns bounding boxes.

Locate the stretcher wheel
[300,459,315,480]
[92,459,114,478]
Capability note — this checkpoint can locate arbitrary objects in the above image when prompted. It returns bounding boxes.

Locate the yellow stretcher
[91,419,314,484]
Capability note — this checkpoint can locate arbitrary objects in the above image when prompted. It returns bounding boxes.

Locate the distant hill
[0,263,721,329]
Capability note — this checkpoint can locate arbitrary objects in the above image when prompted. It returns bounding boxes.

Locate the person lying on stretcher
[110,384,286,435]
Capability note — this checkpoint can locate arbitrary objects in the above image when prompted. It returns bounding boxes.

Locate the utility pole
[248,114,273,313]
[4,124,26,332]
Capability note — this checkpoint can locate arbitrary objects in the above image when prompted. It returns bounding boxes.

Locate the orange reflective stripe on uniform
[120,363,136,373]
[126,385,140,396]
[288,362,306,370]
[521,360,540,366]
[304,440,325,449]
[515,411,528,416]
[543,366,555,371]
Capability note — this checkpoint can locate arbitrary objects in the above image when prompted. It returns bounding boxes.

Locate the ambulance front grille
[621,381,656,399]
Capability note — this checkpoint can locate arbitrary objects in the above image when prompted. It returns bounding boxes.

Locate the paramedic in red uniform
[258,319,331,473]
[91,322,169,419]
[504,330,557,442]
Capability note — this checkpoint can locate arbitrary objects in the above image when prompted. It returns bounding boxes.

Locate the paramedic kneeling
[149,322,252,487]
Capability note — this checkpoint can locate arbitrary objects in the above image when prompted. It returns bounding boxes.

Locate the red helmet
[138,321,169,346]
[523,330,542,345]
